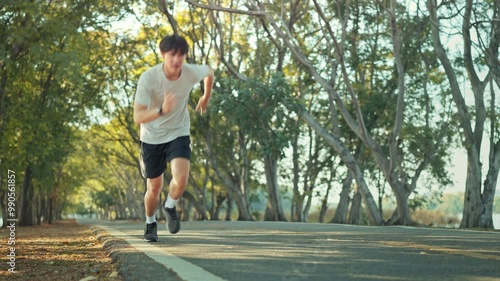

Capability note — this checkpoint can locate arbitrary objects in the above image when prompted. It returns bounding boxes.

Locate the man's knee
[170,158,190,189]
[147,177,163,194]
[172,175,188,189]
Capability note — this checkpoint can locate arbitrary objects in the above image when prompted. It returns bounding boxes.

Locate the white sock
[146,215,156,224]
[164,195,178,209]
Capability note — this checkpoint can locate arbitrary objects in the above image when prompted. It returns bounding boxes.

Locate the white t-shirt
[135,63,210,144]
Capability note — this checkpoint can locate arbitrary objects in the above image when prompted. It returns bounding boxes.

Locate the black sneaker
[161,204,180,234]
[144,222,158,242]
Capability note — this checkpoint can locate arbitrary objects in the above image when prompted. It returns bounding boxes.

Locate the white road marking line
[97,224,227,281]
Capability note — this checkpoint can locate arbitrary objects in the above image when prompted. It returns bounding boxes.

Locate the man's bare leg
[145,174,163,217]
[143,174,163,242]
[168,158,190,200]
[162,158,190,234]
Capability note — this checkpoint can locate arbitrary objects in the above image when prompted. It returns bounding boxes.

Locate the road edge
[85,222,182,281]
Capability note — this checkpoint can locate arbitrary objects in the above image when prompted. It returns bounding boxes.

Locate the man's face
[162,49,186,74]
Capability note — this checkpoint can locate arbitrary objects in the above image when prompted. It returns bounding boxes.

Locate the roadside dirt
[0,219,122,281]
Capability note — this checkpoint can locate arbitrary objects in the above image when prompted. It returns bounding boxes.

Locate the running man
[134,34,214,242]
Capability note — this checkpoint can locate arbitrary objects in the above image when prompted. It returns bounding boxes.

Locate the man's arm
[134,92,177,124]
[133,103,161,124]
[203,67,214,99]
[196,67,214,114]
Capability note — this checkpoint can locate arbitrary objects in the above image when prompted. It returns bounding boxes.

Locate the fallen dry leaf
[0,219,122,281]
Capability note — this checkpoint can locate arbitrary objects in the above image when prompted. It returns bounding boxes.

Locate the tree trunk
[300,111,383,225]
[225,193,233,221]
[302,189,313,222]
[38,193,45,225]
[293,195,304,222]
[0,189,6,228]
[390,182,412,225]
[48,196,54,224]
[331,172,353,224]
[222,182,252,220]
[461,152,482,228]
[482,144,500,228]
[210,180,216,219]
[34,192,41,225]
[348,189,362,225]
[461,146,499,229]
[263,155,287,221]
[318,175,334,223]
[291,135,301,222]
[127,202,137,219]
[204,133,253,221]
[182,199,192,221]
[19,165,34,226]
[235,190,251,220]
[427,0,500,228]
[182,191,207,220]
[213,192,226,220]
[388,0,411,225]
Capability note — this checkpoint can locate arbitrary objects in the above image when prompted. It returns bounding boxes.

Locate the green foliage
[1,0,494,225]
[0,0,134,223]
[433,192,464,214]
[214,74,300,158]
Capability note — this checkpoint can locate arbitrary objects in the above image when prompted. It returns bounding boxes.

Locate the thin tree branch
[185,0,266,16]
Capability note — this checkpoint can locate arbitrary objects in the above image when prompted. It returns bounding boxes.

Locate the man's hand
[196,67,214,115]
[162,91,177,114]
[195,95,209,114]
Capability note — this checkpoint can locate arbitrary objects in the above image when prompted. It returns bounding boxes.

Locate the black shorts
[140,136,191,179]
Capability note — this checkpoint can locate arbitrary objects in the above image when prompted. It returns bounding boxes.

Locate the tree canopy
[1,0,498,229]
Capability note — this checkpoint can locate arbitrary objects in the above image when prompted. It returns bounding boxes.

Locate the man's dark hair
[159,34,189,55]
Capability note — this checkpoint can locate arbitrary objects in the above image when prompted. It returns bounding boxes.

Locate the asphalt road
[78,219,500,281]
